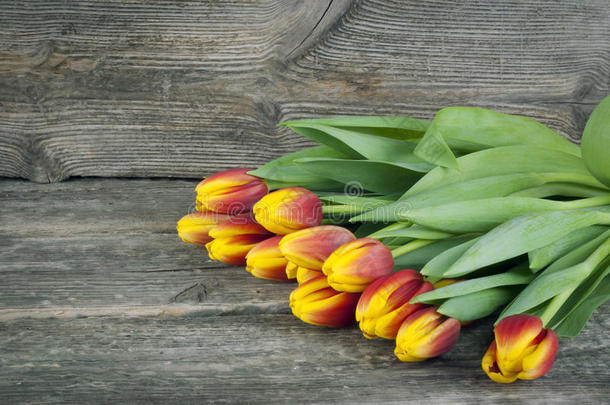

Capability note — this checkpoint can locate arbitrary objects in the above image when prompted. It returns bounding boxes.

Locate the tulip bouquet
[177,96,610,383]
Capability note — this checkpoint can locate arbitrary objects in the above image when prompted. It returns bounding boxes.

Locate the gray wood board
[0,312,608,404]
[0,178,608,403]
[1,0,608,182]
[0,178,294,317]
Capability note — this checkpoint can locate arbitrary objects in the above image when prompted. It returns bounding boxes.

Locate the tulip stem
[368,221,411,238]
[391,239,435,259]
[539,289,574,327]
[564,193,610,210]
[322,204,364,215]
[539,237,610,326]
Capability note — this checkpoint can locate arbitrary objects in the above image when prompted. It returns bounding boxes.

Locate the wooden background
[0,0,608,403]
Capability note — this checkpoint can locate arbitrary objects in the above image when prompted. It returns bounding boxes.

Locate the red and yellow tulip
[482,314,558,383]
[176,211,231,245]
[395,307,461,362]
[206,215,272,265]
[289,275,360,327]
[356,270,434,339]
[322,238,394,292]
[285,261,322,284]
[253,187,322,235]
[279,225,356,270]
[245,236,293,282]
[196,168,268,215]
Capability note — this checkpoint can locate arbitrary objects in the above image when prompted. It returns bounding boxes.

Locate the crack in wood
[285,0,335,59]
[170,282,208,303]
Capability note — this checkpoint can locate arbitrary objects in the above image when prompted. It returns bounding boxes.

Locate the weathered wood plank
[0,179,294,316]
[294,0,610,98]
[0,312,607,404]
[0,0,608,182]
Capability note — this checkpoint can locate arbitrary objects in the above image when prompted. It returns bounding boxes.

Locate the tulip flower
[289,275,360,327]
[482,314,558,383]
[176,211,231,245]
[279,225,356,270]
[395,307,461,362]
[253,187,322,235]
[206,215,272,265]
[285,261,322,284]
[322,238,394,293]
[356,270,434,339]
[245,236,292,282]
[196,168,268,215]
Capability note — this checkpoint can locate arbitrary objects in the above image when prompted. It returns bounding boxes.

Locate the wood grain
[0,179,294,317]
[0,177,608,402]
[0,0,608,182]
[0,312,607,404]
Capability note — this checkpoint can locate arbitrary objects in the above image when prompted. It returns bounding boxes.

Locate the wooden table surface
[1,1,608,403]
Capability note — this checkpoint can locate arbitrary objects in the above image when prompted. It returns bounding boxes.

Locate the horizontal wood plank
[0,312,608,404]
[0,0,608,182]
[0,179,294,316]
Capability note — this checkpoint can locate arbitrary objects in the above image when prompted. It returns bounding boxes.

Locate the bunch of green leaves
[252,99,610,338]
[363,101,610,336]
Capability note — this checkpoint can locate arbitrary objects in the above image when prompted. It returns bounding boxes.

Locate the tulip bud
[322,238,394,293]
[245,236,292,282]
[289,275,360,327]
[395,307,461,362]
[206,215,272,265]
[285,261,322,284]
[482,314,558,383]
[176,211,231,245]
[279,225,356,270]
[285,261,298,279]
[253,187,322,235]
[356,270,434,339]
[196,168,268,215]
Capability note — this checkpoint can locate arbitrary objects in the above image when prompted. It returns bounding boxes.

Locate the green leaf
[353,223,389,238]
[280,116,431,139]
[553,274,610,337]
[413,263,533,303]
[498,265,590,319]
[548,257,610,333]
[396,197,565,233]
[319,195,396,209]
[287,125,433,172]
[499,238,610,319]
[393,234,480,269]
[438,287,519,322]
[544,228,610,275]
[445,209,610,277]
[421,237,481,277]
[413,121,459,169]
[581,95,610,188]
[264,178,345,191]
[371,224,454,240]
[352,172,600,223]
[510,183,610,198]
[529,226,608,272]
[403,146,601,199]
[251,145,349,172]
[295,158,423,194]
[391,195,610,234]
[424,107,581,157]
[249,145,347,190]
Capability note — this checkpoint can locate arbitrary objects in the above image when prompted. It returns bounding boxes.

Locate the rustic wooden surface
[0,0,608,182]
[1,178,608,404]
[1,0,609,403]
